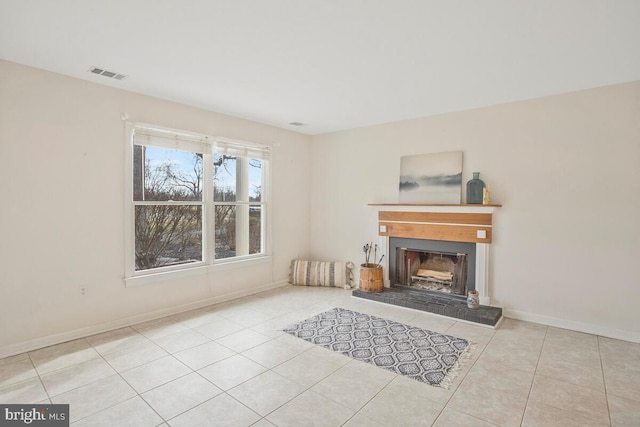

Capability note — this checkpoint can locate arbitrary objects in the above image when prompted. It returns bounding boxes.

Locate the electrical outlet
[80,286,87,296]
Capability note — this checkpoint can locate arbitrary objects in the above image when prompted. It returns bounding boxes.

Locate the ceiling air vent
[288,122,305,126]
[88,66,128,81]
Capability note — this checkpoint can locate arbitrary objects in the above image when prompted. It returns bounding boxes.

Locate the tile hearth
[352,287,502,326]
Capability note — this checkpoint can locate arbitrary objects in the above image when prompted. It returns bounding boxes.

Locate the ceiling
[1,1,639,135]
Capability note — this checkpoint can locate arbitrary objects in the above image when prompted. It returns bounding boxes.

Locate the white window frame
[124,122,271,287]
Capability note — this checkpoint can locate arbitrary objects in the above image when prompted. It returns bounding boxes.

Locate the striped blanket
[289,260,354,289]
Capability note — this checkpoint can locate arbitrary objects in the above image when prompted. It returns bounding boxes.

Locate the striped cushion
[289,260,354,288]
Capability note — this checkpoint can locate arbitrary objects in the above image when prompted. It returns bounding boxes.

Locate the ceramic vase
[467,290,480,309]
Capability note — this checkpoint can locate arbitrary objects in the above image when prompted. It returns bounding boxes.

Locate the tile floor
[1,286,639,426]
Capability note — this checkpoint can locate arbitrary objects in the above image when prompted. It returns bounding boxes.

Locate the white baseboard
[504,308,640,343]
[0,280,289,359]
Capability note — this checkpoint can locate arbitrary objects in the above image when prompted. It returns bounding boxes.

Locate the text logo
[1,405,69,427]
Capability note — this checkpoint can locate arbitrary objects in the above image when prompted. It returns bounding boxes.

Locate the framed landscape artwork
[399,151,463,203]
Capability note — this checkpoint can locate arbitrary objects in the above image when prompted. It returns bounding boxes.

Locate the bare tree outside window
[133,145,264,270]
[133,145,203,270]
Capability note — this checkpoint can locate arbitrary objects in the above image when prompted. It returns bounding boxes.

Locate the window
[125,124,270,281]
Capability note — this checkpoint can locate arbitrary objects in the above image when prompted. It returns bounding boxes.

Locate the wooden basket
[359,264,383,293]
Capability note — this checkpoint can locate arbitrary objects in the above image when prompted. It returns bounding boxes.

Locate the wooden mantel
[369,204,501,244]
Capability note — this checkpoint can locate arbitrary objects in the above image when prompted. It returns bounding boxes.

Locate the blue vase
[466,172,485,204]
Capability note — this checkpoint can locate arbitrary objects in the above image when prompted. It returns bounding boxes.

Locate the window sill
[124,255,272,287]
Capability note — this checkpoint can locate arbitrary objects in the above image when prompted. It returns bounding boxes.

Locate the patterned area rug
[283,307,472,388]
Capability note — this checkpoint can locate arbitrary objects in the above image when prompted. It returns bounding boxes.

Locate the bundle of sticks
[416,269,453,281]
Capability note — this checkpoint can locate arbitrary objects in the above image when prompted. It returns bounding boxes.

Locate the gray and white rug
[283,307,472,387]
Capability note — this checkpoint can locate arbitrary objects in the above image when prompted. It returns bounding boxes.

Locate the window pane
[215,205,236,259]
[249,205,262,254]
[214,154,236,202]
[134,145,203,201]
[135,205,202,271]
[249,159,262,202]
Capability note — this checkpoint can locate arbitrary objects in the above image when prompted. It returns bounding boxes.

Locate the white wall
[0,60,312,356]
[310,81,640,342]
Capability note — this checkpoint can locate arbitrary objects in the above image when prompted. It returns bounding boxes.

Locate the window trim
[124,122,272,286]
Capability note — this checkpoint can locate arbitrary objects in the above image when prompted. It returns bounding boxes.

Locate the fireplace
[390,238,476,296]
[353,205,502,325]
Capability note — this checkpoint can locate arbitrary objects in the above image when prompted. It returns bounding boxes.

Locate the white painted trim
[475,243,490,305]
[504,308,640,343]
[369,205,498,214]
[0,281,288,359]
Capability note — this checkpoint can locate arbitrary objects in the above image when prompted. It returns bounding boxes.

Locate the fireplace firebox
[389,238,476,297]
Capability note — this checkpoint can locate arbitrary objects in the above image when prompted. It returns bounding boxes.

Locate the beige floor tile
[603,366,640,403]
[170,308,220,329]
[0,353,30,366]
[101,339,168,372]
[599,336,640,403]
[445,322,496,345]
[273,347,349,388]
[540,330,602,369]
[250,316,295,338]
[9,286,640,427]
[120,355,191,393]
[251,419,276,427]
[0,377,48,404]
[193,317,245,340]
[197,354,267,390]
[169,393,260,427]
[448,364,533,426]
[132,317,190,340]
[29,338,100,375]
[608,394,640,427]
[405,312,456,333]
[152,329,210,354]
[311,360,396,411]
[228,370,305,416]
[494,319,548,344]
[433,408,499,426]
[599,336,640,370]
[216,329,272,353]
[522,400,610,427]
[342,413,385,427]
[220,308,282,328]
[0,356,37,387]
[85,327,148,355]
[241,339,304,369]
[499,318,548,333]
[536,357,605,391]
[275,333,317,353]
[358,383,445,426]
[173,341,236,370]
[72,396,163,427]
[545,327,600,348]
[378,374,455,408]
[51,374,136,423]
[267,389,354,427]
[528,374,610,424]
[141,372,222,420]
[478,339,542,373]
[40,357,116,397]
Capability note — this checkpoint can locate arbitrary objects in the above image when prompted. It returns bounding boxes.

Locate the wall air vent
[88,66,128,81]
